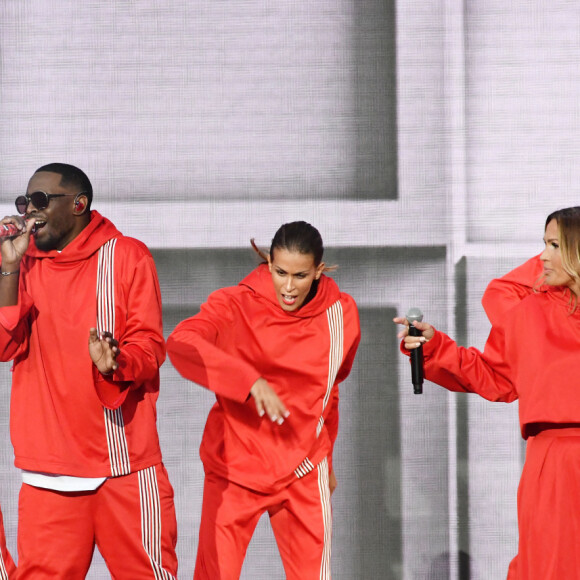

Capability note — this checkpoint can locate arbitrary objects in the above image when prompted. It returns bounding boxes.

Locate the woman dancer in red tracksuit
[395,206,580,580]
[167,221,360,580]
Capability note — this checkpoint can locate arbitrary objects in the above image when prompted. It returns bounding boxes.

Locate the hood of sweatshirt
[25,210,121,263]
[499,254,549,292]
[239,263,342,319]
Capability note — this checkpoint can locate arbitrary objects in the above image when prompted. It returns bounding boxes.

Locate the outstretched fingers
[88,328,119,374]
[250,377,290,425]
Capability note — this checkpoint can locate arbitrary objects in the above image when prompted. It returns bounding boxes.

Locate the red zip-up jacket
[167,264,361,493]
[0,211,165,477]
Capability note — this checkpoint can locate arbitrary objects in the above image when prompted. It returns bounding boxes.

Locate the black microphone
[406,307,424,395]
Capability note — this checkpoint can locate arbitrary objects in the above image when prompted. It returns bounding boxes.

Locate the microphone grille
[406,307,424,323]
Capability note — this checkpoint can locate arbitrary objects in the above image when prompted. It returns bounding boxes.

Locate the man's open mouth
[32,220,47,234]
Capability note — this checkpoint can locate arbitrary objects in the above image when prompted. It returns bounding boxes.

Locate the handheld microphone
[406,307,424,395]
[0,223,21,239]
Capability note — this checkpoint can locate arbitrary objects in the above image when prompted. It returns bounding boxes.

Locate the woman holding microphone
[395,206,580,579]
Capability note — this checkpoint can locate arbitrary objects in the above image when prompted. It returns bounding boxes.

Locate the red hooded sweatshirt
[481,255,545,327]
[167,264,360,493]
[0,211,165,477]
[412,286,580,439]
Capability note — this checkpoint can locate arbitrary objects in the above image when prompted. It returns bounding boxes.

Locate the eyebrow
[274,266,309,275]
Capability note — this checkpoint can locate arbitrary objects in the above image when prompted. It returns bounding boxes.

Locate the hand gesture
[250,377,290,425]
[0,216,33,270]
[88,329,120,375]
[393,316,435,349]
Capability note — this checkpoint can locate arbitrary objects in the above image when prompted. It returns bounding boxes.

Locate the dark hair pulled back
[268,221,324,265]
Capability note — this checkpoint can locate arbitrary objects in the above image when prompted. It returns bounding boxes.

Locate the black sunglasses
[15,191,84,215]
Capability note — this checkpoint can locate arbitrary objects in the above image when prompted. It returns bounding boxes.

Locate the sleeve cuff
[92,366,130,409]
[0,291,33,329]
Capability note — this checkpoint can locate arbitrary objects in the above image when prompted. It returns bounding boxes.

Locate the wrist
[0,260,21,273]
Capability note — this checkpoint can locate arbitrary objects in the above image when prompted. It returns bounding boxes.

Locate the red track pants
[508,428,580,579]
[0,503,16,579]
[16,463,178,579]
[194,457,332,580]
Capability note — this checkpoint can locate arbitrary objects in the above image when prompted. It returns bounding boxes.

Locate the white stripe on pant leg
[138,466,176,580]
[317,457,332,580]
[0,553,8,580]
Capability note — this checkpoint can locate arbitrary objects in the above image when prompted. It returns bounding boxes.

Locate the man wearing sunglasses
[0,163,178,579]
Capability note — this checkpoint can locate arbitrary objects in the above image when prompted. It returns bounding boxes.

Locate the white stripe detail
[0,553,8,580]
[96,239,117,339]
[97,239,131,476]
[317,457,332,580]
[138,467,176,580]
[294,457,315,479]
[317,302,344,437]
[295,302,344,480]
[318,304,342,577]
[104,408,131,476]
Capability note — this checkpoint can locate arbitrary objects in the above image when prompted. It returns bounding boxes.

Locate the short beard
[33,233,59,252]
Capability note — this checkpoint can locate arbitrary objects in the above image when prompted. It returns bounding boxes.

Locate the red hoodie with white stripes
[167,264,361,494]
[0,211,165,477]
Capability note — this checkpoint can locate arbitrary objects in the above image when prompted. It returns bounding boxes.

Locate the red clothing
[194,459,332,580]
[0,211,165,476]
[481,255,544,327]
[17,464,177,579]
[167,264,361,493]
[0,210,177,577]
[410,287,580,579]
[169,264,359,578]
[0,503,16,578]
[422,289,580,437]
[482,256,552,579]
[514,427,580,579]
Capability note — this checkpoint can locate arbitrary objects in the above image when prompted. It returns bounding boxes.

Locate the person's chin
[34,234,57,252]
